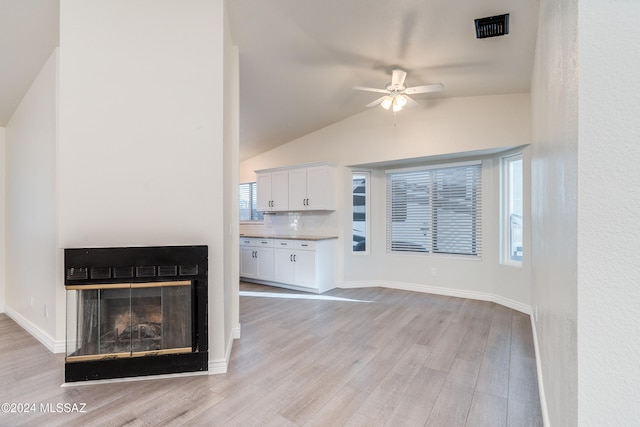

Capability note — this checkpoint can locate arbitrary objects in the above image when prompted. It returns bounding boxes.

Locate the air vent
[66,267,88,281]
[90,267,111,279]
[179,265,198,276]
[136,266,156,277]
[475,14,509,39]
[113,267,134,279]
[158,265,178,277]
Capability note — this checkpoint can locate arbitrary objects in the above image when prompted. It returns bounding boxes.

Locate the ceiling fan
[353,68,444,112]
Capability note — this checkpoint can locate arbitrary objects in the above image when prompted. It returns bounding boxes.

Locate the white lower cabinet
[241,237,336,293]
[239,238,274,281]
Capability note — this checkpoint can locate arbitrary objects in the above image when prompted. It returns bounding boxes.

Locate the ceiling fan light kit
[354,68,443,114]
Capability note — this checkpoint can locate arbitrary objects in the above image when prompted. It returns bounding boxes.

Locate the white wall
[531,1,640,425]
[57,0,230,366]
[530,2,578,425]
[577,1,640,425]
[222,4,241,365]
[0,126,5,313]
[4,49,61,350]
[240,93,532,311]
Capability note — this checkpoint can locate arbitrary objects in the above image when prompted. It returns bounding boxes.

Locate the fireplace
[64,246,208,382]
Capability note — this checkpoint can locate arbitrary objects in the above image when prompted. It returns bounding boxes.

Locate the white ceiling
[0,0,539,161]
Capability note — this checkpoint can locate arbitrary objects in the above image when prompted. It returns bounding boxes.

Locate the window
[386,161,482,256]
[239,182,263,222]
[352,172,369,253]
[501,154,523,264]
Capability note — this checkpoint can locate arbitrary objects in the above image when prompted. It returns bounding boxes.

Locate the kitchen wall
[240,93,532,310]
[4,49,61,350]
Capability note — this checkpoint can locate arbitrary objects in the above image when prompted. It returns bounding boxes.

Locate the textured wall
[577,1,640,424]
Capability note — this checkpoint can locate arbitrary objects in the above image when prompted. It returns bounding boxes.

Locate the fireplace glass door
[66,281,192,362]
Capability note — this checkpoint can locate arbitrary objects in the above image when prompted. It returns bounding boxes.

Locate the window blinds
[239,183,262,221]
[386,161,482,256]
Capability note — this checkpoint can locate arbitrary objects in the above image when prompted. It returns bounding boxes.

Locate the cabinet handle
[293,254,297,262]
[290,254,293,262]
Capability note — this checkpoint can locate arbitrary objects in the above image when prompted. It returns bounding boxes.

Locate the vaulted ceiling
[0,0,539,161]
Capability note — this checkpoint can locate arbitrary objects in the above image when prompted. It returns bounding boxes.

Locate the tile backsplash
[240,211,339,237]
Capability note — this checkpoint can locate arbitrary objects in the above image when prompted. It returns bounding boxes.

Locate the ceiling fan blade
[365,96,387,108]
[404,95,419,107]
[404,83,444,95]
[391,69,407,88]
[353,86,389,94]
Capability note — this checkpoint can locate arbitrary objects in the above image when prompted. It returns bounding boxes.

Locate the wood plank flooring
[0,283,542,426]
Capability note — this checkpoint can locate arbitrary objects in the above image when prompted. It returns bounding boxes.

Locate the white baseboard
[4,306,65,353]
[530,315,551,427]
[208,323,242,375]
[0,303,4,313]
[339,280,531,314]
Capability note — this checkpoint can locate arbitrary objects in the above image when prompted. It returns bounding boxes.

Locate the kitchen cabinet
[255,162,335,212]
[273,240,317,288]
[239,238,274,281]
[288,164,335,211]
[256,170,289,212]
[240,236,336,293]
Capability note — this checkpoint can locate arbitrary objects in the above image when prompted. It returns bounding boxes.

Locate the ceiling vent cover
[475,14,509,39]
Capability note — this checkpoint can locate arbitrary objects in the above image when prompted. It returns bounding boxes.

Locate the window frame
[239,182,264,223]
[500,153,523,266]
[352,171,370,255]
[385,160,483,259]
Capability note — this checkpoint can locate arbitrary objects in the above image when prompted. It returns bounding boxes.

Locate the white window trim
[239,182,264,224]
[500,153,523,267]
[352,171,370,255]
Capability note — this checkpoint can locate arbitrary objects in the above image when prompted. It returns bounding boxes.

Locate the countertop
[240,234,338,241]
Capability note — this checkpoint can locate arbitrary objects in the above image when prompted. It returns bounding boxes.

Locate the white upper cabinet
[256,162,335,212]
[288,164,335,211]
[256,169,289,212]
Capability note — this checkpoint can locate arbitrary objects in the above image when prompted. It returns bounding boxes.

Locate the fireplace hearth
[64,245,208,382]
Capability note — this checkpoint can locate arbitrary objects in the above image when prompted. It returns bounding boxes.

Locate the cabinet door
[274,249,295,285]
[294,249,316,287]
[255,247,274,281]
[306,165,334,210]
[270,170,289,211]
[240,247,257,278]
[256,173,273,212]
[288,168,307,211]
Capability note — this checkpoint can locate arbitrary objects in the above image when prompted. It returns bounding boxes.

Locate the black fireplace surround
[64,245,208,382]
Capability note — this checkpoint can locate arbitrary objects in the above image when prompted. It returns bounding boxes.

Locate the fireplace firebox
[64,246,208,382]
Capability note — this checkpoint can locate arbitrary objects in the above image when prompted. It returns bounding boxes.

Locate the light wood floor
[0,283,542,426]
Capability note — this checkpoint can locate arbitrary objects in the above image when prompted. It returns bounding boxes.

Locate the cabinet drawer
[240,238,274,247]
[274,239,294,249]
[240,238,256,247]
[255,239,273,248]
[295,240,316,250]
